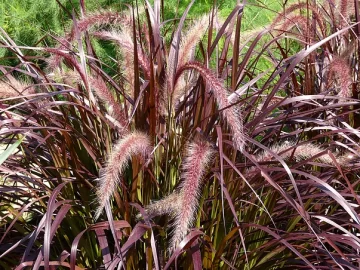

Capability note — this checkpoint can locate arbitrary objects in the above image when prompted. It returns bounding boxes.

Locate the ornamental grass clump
[2,0,360,269]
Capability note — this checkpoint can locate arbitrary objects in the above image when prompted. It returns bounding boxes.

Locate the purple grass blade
[209,4,244,56]
[94,228,112,268]
[244,223,317,270]
[15,260,85,270]
[21,200,71,262]
[190,239,202,270]
[164,230,203,270]
[291,169,360,224]
[108,223,150,268]
[33,203,72,270]
[216,126,248,265]
[130,203,160,270]
[58,250,70,263]
[0,195,47,244]
[104,201,124,268]
[42,181,72,270]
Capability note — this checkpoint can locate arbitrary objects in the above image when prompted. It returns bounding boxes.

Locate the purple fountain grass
[170,140,213,250]
[164,15,209,112]
[177,15,209,70]
[176,61,245,151]
[46,49,129,131]
[142,140,213,251]
[50,11,130,68]
[270,2,326,38]
[51,69,81,86]
[273,15,312,41]
[340,0,348,21]
[93,30,135,95]
[95,131,151,220]
[167,15,209,111]
[338,0,354,27]
[68,11,130,41]
[45,48,88,87]
[271,13,327,43]
[93,30,151,80]
[327,56,352,98]
[87,75,129,132]
[246,141,355,177]
[0,80,34,99]
[254,141,352,165]
[324,0,354,33]
[145,191,181,218]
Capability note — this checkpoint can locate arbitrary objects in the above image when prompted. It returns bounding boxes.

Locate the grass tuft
[1,0,360,269]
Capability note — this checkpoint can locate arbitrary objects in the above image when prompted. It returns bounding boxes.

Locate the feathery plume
[0,80,34,99]
[145,191,181,218]
[95,131,151,220]
[246,141,355,178]
[176,61,245,151]
[87,76,128,132]
[270,2,326,38]
[252,141,354,168]
[46,48,88,87]
[47,58,128,131]
[256,141,334,164]
[50,11,130,69]
[327,56,352,98]
[337,0,354,27]
[164,15,209,113]
[177,15,209,70]
[340,0,348,22]
[170,140,213,250]
[51,69,82,86]
[93,30,151,79]
[68,11,129,41]
[273,15,310,41]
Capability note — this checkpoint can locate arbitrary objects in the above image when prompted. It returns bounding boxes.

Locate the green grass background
[0,0,285,54]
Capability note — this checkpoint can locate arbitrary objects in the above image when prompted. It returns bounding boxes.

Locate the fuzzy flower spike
[176,62,245,151]
[143,140,213,251]
[95,131,151,220]
[171,140,214,250]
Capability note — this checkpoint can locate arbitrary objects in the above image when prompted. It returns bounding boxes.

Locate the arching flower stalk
[0,80,34,99]
[87,75,129,132]
[255,141,335,164]
[272,15,312,42]
[53,69,128,132]
[177,15,209,70]
[144,140,213,251]
[175,61,245,151]
[49,11,130,69]
[328,0,354,27]
[247,141,355,176]
[93,30,151,80]
[170,140,213,250]
[95,131,151,220]
[270,2,326,40]
[145,191,181,218]
[164,14,209,114]
[271,3,326,32]
[327,56,352,98]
